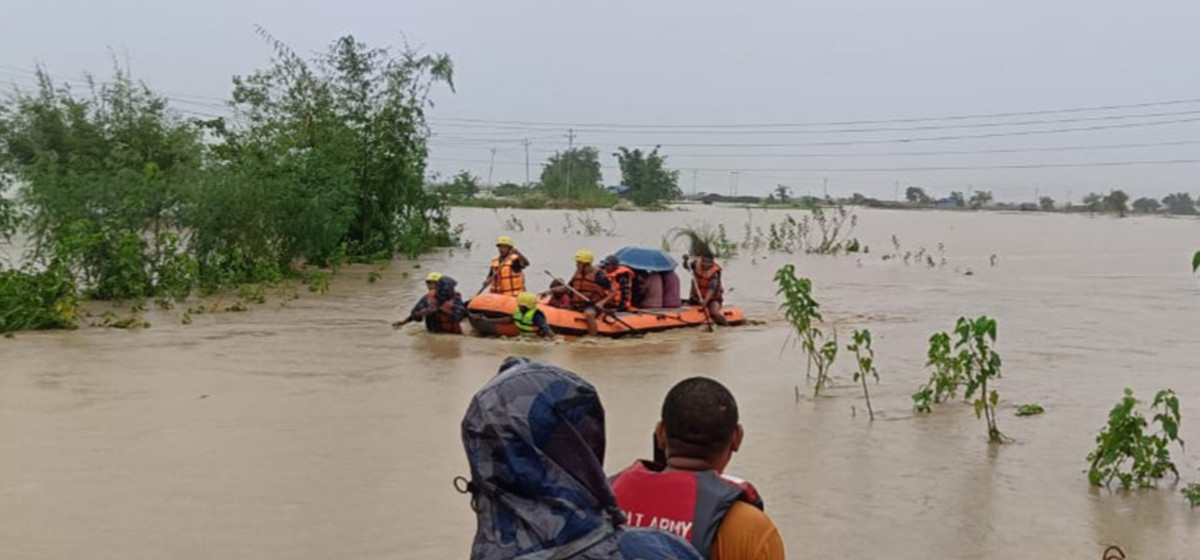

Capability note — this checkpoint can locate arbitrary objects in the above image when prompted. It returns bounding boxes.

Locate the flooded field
[2,206,1198,559]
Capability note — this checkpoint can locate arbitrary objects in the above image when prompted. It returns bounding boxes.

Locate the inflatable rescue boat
[467,293,744,337]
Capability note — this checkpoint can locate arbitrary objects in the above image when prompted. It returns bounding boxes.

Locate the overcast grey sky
[3,0,1199,201]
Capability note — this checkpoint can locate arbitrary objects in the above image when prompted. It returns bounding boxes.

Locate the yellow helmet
[574,249,594,264]
[516,292,538,309]
[425,272,443,282]
[496,236,515,247]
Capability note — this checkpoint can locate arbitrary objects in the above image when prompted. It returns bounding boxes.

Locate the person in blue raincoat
[459,357,702,560]
[393,276,467,334]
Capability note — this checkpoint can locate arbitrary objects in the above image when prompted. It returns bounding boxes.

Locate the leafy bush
[1087,388,1182,489]
[0,263,78,334]
[847,328,879,420]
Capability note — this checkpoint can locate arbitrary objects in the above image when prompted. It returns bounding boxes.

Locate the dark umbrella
[613,247,678,272]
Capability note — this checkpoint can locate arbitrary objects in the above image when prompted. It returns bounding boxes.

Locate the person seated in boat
[475,292,554,338]
[611,377,783,560]
[393,276,467,334]
[549,249,613,336]
[684,252,728,326]
[602,255,635,312]
[481,236,529,296]
[459,357,702,560]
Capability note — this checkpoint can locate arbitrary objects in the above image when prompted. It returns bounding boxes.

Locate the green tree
[1162,192,1198,215]
[614,146,680,206]
[1132,197,1161,214]
[1039,196,1055,211]
[492,182,531,198]
[0,65,203,300]
[773,184,792,204]
[433,171,480,200]
[906,186,932,204]
[969,190,993,209]
[1104,190,1129,217]
[1082,192,1103,214]
[949,191,966,207]
[540,147,604,200]
[199,31,458,270]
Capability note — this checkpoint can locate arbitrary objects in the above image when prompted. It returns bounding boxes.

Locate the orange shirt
[710,501,785,560]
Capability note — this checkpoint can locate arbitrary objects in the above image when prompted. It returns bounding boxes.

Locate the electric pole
[565,128,576,198]
[823,176,829,200]
[487,147,497,189]
[691,169,698,196]
[523,137,531,186]
[894,180,900,202]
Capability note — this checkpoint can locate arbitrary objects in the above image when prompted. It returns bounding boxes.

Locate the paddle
[688,268,715,333]
[543,270,637,333]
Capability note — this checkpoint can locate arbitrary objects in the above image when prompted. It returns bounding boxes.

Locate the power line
[429,108,1200,135]
[428,96,1200,130]
[427,155,1200,173]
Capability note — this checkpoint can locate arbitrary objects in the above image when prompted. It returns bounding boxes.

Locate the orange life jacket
[691,261,723,301]
[570,267,610,306]
[432,295,464,334]
[605,265,635,308]
[489,253,525,295]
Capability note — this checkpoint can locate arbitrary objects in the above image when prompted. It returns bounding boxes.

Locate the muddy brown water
[2,206,1199,559]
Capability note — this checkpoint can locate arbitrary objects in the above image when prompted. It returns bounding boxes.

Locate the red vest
[611,461,763,559]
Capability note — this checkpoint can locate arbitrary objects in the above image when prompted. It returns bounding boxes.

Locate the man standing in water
[393,276,467,334]
[482,236,529,296]
[684,252,728,326]
[611,377,784,560]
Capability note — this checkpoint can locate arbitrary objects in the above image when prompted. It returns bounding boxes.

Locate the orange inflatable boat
[467,293,745,337]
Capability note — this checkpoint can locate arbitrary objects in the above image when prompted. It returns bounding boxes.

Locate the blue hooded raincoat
[460,357,701,560]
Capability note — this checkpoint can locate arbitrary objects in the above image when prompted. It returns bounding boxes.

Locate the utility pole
[487,147,497,189]
[1034,187,1039,205]
[565,128,576,198]
[691,169,698,196]
[523,137,531,186]
[729,171,740,197]
[894,180,900,202]
[823,176,829,200]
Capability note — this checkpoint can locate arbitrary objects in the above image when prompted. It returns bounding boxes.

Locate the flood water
[2,206,1198,559]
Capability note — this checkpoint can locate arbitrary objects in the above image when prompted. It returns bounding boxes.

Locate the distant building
[936,198,960,209]
[607,185,631,197]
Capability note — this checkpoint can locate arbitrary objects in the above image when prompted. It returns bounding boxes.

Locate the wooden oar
[543,270,637,333]
[689,273,715,332]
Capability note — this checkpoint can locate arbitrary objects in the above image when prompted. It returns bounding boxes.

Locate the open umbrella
[614,246,677,272]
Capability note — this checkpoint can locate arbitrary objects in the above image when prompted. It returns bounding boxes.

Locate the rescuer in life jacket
[549,249,613,337]
[684,252,729,326]
[393,275,467,334]
[458,357,702,560]
[610,377,784,560]
[481,236,530,296]
[474,292,555,338]
[602,255,635,312]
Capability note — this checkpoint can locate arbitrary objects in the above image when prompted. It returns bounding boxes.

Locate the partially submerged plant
[1183,480,1200,507]
[913,316,1007,443]
[1087,388,1183,489]
[1016,404,1045,416]
[847,328,879,420]
[671,224,737,259]
[775,264,838,396]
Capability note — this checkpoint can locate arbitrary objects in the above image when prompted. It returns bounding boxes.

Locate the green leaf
[1193,250,1200,273]
[974,398,985,418]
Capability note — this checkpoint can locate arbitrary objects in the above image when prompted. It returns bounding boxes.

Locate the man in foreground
[611,377,784,560]
[459,357,701,559]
